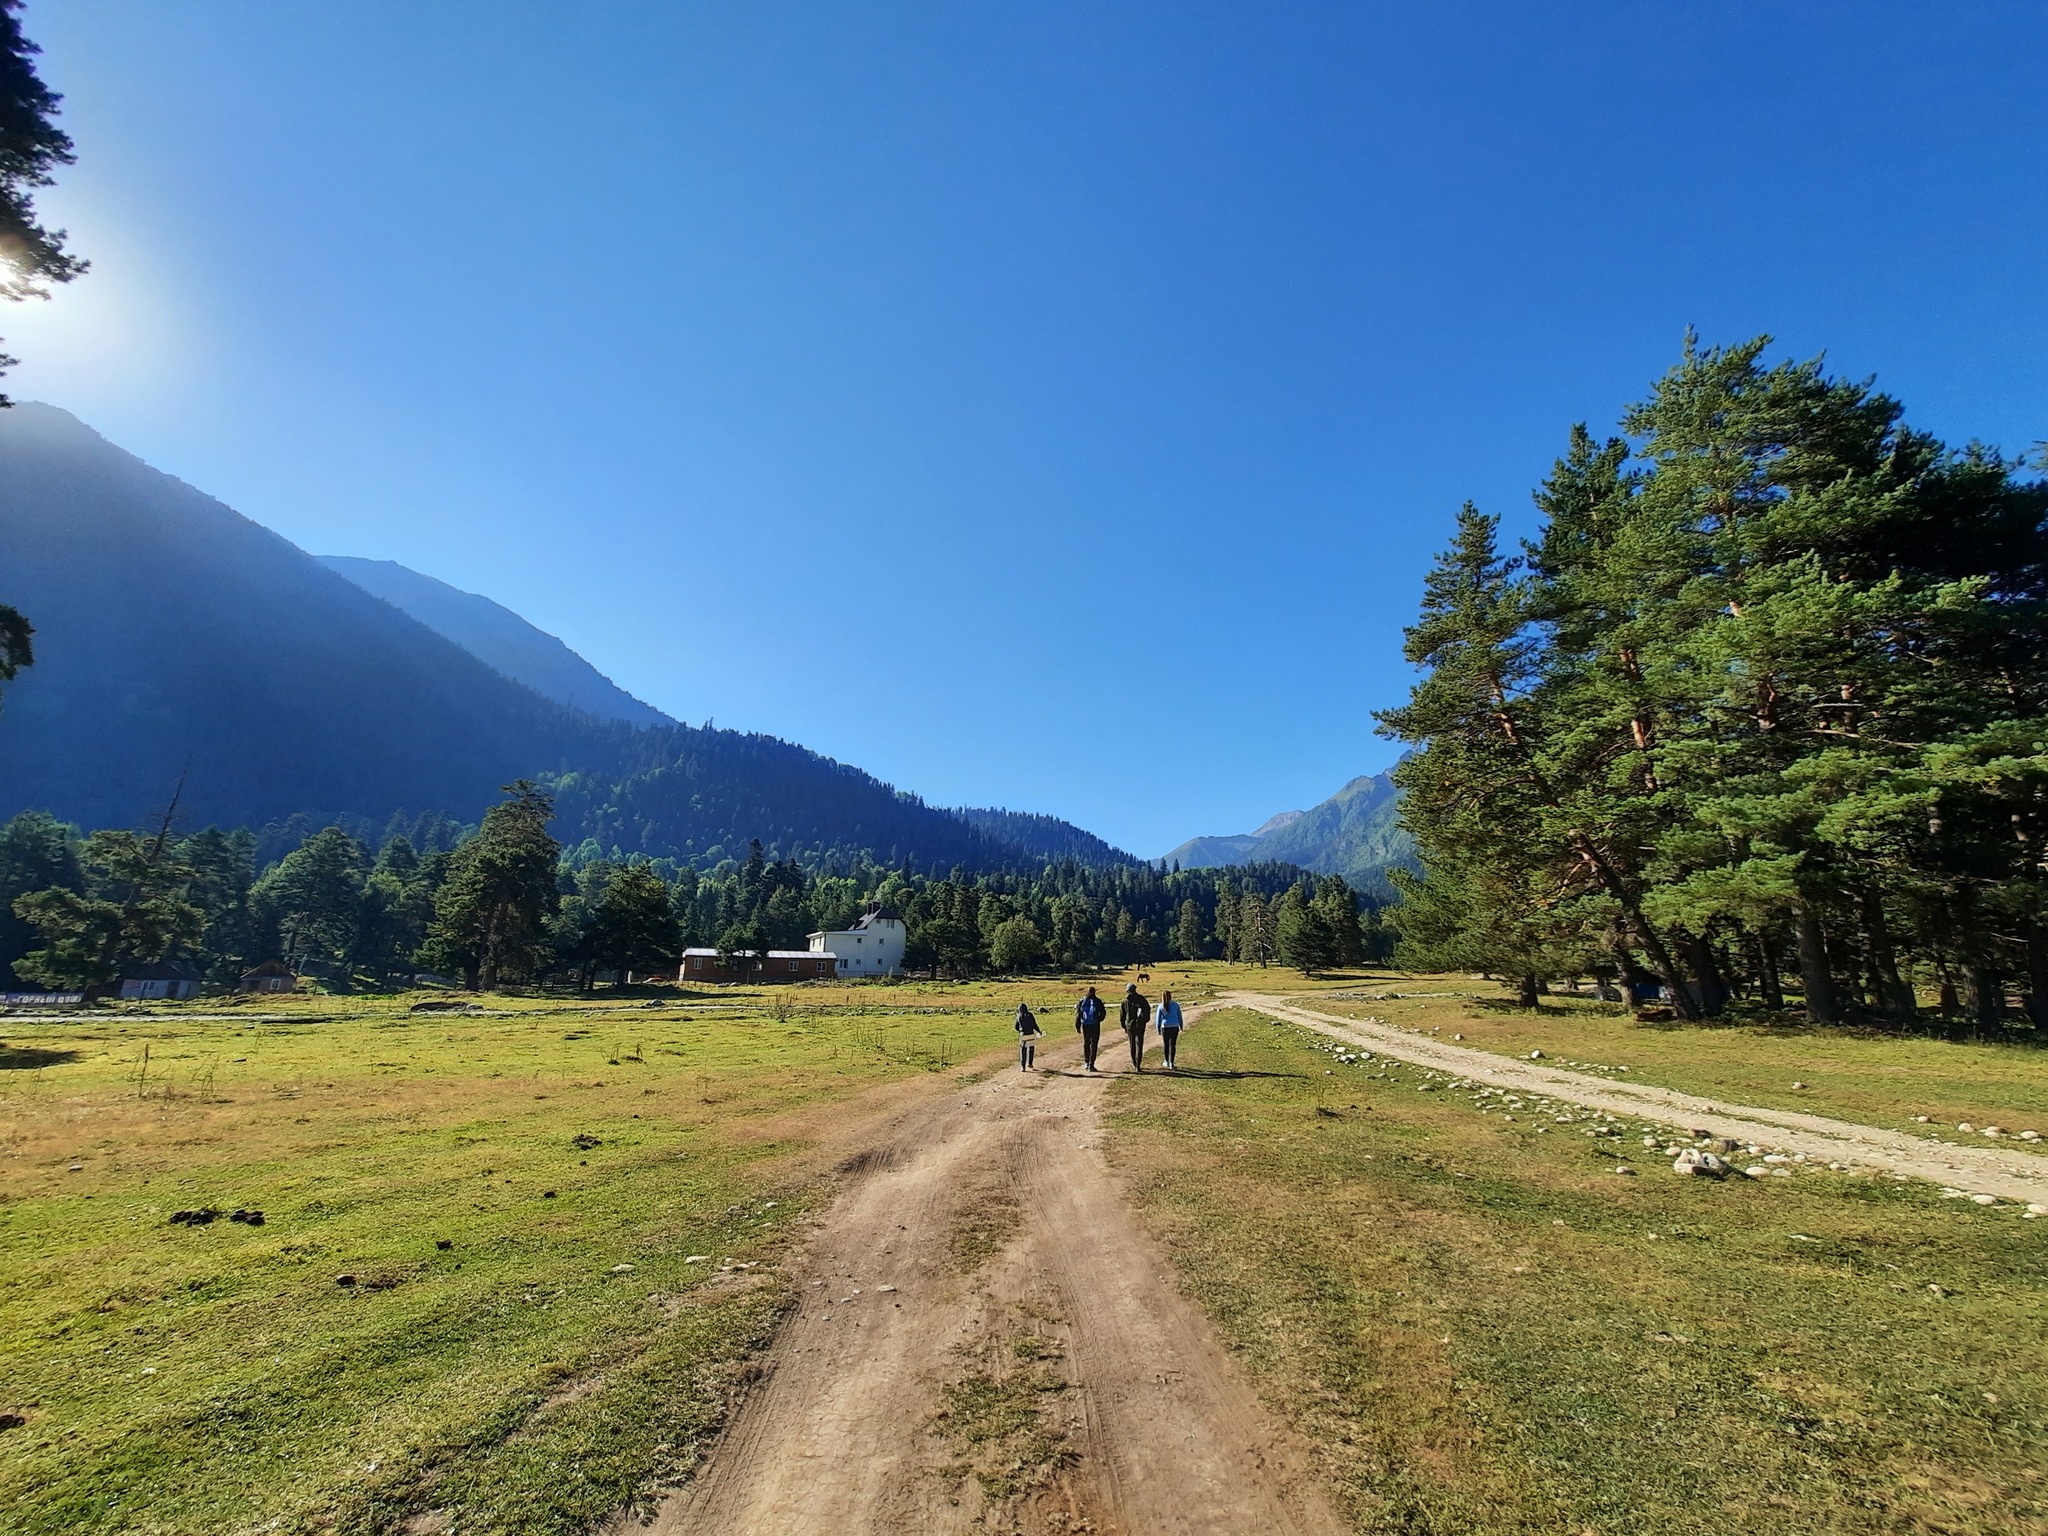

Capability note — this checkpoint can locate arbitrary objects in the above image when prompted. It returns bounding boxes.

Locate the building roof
[855,905,904,928]
[682,948,838,961]
[240,960,297,980]
[125,960,203,982]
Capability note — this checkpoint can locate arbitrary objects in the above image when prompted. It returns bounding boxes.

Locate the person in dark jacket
[1014,1002,1042,1071]
[1074,986,1106,1071]
[1120,983,1152,1071]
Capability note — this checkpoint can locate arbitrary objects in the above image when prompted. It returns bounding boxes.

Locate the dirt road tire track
[1233,991,2048,1205]
[643,1020,1346,1536]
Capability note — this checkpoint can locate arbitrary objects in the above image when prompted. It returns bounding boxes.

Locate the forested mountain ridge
[1161,770,1415,896]
[0,402,597,831]
[948,806,1139,867]
[0,404,1108,875]
[317,556,672,728]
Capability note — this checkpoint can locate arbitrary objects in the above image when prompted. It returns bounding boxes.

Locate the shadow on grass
[1046,1066,1308,1082]
[0,1044,81,1070]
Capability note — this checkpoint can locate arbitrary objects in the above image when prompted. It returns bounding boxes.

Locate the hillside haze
[318,556,671,728]
[0,403,1119,872]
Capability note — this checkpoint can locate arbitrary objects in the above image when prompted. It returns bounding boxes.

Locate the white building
[808,904,907,978]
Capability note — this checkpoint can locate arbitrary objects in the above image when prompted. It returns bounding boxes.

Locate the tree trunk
[2028,923,2048,1031]
[1961,961,2003,1035]
[1678,934,1729,1017]
[1517,973,1540,1009]
[1795,900,1839,1025]
[1752,933,1785,1011]
[1859,891,1915,1022]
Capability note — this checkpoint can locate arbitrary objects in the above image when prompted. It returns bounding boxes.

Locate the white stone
[1969,1193,1997,1206]
[1529,1049,1545,1059]
[609,1263,636,1274]
[685,1255,709,1264]
[1763,1154,1790,1165]
[1982,1127,2004,1137]
[1672,1149,1732,1179]
[1959,1123,1976,1133]
[2021,1130,2041,1141]
[1745,1166,1768,1178]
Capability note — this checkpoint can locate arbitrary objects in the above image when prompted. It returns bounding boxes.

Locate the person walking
[1074,985,1106,1071]
[1157,990,1185,1071]
[1014,1002,1042,1071]
[1120,982,1152,1072]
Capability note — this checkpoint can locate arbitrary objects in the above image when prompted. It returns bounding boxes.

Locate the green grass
[1108,1008,2048,1535]
[0,987,1020,1535]
[1302,981,2048,1147]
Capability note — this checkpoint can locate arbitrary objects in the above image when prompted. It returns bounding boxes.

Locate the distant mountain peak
[1250,808,1304,837]
[1158,768,1412,898]
[317,556,671,729]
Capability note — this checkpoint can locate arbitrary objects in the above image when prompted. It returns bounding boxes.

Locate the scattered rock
[66,1164,82,1173]
[336,1274,357,1287]
[2021,1130,2041,1141]
[1790,1081,1807,1090]
[436,1239,453,1250]
[1981,1126,2004,1138]
[571,1133,602,1151]
[229,1208,265,1226]
[1958,1123,1976,1133]
[1914,1114,1929,1123]
[877,1284,897,1293]
[0,1413,24,1431]
[1528,1049,1545,1060]
[1969,1193,1996,1206]
[1744,1166,1768,1179]
[609,1263,636,1274]
[542,1190,557,1199]
[1613,1165,1637,1176]
[1671,1149,1732,1179]
[169,1208,222,1226]
[685,1255,709,1264]
[1927,1283,1951,1296]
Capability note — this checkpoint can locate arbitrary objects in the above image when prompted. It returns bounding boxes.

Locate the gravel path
[1231,992,2048,1207]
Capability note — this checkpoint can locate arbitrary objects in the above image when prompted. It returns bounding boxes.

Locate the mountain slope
[318,555,671,728]
[0,403,600,831]
[1160,770,1415,896]
[948,807,1138,867]
[0,403,1057,873]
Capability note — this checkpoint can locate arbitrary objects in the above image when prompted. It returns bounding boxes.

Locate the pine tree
[422,782,562,991]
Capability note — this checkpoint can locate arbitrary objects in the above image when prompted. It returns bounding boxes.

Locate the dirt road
[644,1021,1346,1536]
[1233,992,2048,1206]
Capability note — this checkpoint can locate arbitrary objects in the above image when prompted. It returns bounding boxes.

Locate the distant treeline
[1379,336,2048,1030]
[0,784,1388,994]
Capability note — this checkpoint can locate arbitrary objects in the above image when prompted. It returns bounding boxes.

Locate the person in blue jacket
[1156,990,1185,1071]
[1074,985,1106,1071]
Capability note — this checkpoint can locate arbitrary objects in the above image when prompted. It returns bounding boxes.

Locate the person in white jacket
[1156,991,1185,1070]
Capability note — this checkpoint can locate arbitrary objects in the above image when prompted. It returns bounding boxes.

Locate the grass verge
[1109,1007,2048,1535]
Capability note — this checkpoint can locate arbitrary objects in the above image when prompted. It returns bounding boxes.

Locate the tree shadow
[0,1044,81,1070]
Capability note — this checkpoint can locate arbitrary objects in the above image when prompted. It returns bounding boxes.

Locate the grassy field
[1108,1005,2048,1535]
[8,965,2047,1535]
[1292,977,2048,1148]
[0,983,1034,1536]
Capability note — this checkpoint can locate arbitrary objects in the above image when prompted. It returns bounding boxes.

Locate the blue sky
[8,1,2045,856]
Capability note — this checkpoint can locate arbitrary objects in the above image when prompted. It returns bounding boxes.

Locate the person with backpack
[1014,1001,1042,1071]
[1119,982,1152,1072]
[1074,985,1106,1071]
[1156,989,1185,1071]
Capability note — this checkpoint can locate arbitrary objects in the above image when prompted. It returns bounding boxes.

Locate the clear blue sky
[9,2,2045,856]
